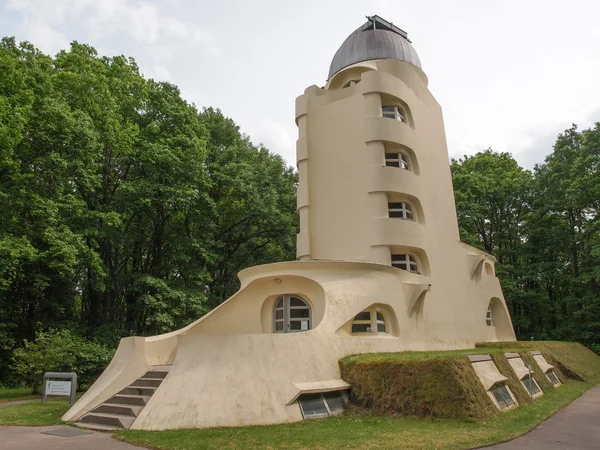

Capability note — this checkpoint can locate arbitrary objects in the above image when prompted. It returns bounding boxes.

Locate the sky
[3,0,600,170]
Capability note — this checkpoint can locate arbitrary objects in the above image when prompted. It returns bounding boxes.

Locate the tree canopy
[0,38,297,383]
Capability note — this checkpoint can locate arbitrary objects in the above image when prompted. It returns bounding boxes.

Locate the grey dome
[328,16,421,80]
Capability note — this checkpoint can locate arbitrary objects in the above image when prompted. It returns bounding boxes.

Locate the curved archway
[487,297,515,341]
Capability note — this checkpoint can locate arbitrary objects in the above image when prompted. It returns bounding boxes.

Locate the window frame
[388,201,414,220]
[382,105,406,123]
[486,303,493,326]
[385,152,410,170]
[490,383,515,409]
[521,377,541,396]
[351,309,387,334]
[391,253,420,274]
[273,295,312,333]
[298,390,348,419]
[546,371,560,385]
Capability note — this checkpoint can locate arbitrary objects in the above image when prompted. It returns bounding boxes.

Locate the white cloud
[244,119,296,166]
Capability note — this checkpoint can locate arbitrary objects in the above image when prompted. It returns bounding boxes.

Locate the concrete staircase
[77,365,171,430]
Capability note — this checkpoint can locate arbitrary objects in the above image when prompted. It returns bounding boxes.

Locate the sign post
[42,372,77,404]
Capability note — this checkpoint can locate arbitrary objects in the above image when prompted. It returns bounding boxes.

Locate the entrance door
[274,295,311,333]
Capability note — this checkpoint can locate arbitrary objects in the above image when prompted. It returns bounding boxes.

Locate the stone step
[131,378,162,387]
[141,370,169,380]
[119,386,156,396]
[94,403,143,417]
[109,394,150,406]
[79,412,135,429]
[76,422,121,431]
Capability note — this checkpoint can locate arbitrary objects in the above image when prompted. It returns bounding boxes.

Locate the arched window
[274,295,311,333]
[388,202,413,220]
[392,254,420,273]
[385,152,410,170]
[486,303,493,326]
[343,80,360,88]
[351,309,387,333]
[382,105,406,123]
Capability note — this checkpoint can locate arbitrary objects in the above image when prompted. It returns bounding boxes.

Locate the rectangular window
[490,384,515,409]
[298,394,329,419]
[522,377,540,395]
[546,371,560,385]
[352,323,371,333]
[298,391,348,419]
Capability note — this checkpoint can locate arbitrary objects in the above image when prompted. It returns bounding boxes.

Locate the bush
[11,329,115,394]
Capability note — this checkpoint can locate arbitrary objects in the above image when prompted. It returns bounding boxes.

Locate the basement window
[546,371,560,385]
[351,310,387,334]
[385,152,410,170]
[392,254,420,273]
[382,105,406,123]
[298,391,348,419]
[521,377,541,396]
[490,383,515,409]
[388,202,413,220]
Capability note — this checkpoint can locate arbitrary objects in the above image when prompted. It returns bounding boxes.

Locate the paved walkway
[487,385,600,449]
[0,399,38,408]
[2,425,141,449]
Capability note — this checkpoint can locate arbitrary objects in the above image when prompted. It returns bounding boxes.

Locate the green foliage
[11,329,114,393]
[452,134,600,345]
[0,37,297,381]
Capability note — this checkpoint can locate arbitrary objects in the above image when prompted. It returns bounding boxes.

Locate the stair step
[79,412,135,429]
[120,386,156,396]
[109,394,150,406]
[142,371,169,380]
[94,403,143,417]
[131,378,162,387]
[76,422,120,431]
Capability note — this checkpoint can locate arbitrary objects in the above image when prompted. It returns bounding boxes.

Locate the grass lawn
[0,397,72,426]
[0,387,37,403]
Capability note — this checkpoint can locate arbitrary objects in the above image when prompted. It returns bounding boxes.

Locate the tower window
[486,303,493,326]
[351,309,387,333]
[274,295,311,333]
[382,105,406,123]
[388,202,413,220]
[385,152,410,170]
[343,80,360,88]
[392,254,419,273]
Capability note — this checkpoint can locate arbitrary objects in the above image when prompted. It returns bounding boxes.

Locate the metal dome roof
[328,15,421,80]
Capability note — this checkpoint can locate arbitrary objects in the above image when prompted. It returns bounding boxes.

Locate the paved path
[2,425,141,449]
[487,385,600,449]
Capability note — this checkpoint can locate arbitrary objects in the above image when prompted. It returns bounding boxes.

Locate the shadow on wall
[490,297,513,341]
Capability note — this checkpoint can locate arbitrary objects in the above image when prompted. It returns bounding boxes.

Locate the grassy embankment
[0,341,598,449]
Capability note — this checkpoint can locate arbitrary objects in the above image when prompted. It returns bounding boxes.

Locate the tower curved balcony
[370,217,427,251]
[360,70,419,109]
[364,116,419,151]
[367,165,422,200]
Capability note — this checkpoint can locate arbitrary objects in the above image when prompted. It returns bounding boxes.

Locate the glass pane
[386,161,400,167]
[389,211,405,218]
[290,320,310,331]
[392,263,408,270]
[391,254,406,262]
[290,297,307,307]
[275,297,283,308]
[547,371,560,385]
[388,202,404,209]
[323,391,346,416]
[377,323,386,332]
[290,308,310,319]
[385,153,399,160]
[299,394,328,418]
[275,310,283,320]
[354,311,371,321]
[275,321,283,332]
[376,312,384,321]
[352,323,371,333]
[522,378,540,395]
